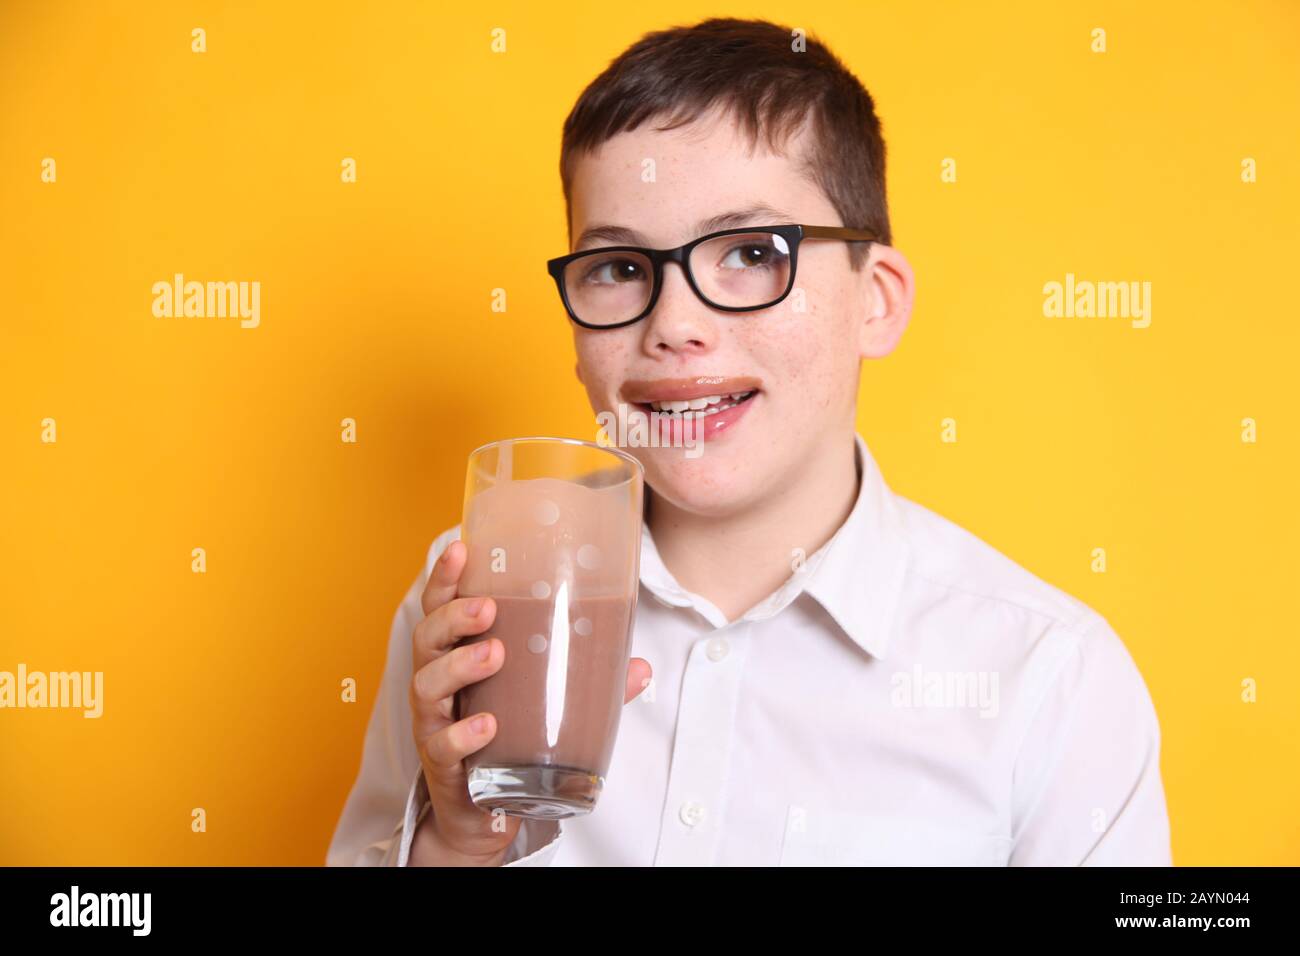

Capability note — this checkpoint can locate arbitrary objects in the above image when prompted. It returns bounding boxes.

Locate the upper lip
[621,375,762,405]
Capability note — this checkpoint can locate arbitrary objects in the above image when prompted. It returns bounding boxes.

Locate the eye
[583,257,647,285]
[720,240,781,270]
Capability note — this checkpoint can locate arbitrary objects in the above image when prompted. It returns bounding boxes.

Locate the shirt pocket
[777,804,1013,866]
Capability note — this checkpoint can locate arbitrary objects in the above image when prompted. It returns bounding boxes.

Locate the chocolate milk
[455,593,634,776]
[454,466,642,814]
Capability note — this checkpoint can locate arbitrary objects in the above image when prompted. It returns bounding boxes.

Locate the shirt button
[706,637,729,661]
[679,801,706,827]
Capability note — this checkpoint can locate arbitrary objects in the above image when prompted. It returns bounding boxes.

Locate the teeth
[646,391,754,417]
[648,393,750,412]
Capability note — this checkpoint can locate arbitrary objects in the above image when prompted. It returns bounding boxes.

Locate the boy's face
[566,107,910,518]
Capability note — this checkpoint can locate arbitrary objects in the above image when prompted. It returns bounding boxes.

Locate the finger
[411,637,503,736]
[624,656,652,704]
[413,595,496,672]
[421,539,467,617]
[423,711,498,771]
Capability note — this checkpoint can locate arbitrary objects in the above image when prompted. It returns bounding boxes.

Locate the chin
[635,444,763,517]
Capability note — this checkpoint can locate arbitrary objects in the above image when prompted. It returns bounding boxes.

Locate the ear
[856,244,915,360]
[574,360,585,386]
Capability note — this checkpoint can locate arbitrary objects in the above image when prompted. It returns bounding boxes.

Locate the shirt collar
[637,432,911,660]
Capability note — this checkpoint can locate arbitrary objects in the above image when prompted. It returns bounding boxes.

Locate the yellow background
[1,0,1296,865]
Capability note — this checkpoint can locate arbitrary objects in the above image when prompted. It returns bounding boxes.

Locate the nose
[640,261,717,357]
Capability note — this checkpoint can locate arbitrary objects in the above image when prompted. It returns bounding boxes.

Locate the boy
[328,17,1171,866]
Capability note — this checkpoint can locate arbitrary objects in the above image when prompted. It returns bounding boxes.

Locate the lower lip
[634,392,758,447]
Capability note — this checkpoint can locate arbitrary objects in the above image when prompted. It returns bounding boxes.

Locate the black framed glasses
[546,223,877,330]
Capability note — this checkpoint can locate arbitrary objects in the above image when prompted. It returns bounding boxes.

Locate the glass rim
[467,435,644,486]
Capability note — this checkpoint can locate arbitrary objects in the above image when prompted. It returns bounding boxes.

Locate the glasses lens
[563,250,654,327]
[689,231,792,309]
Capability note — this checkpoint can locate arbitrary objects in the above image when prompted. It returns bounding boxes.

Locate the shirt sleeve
[327,525,567,867]
[325,529,455,866]
[1008,613,1173,866]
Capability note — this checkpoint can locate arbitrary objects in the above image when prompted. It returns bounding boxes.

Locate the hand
[408,539,652,865]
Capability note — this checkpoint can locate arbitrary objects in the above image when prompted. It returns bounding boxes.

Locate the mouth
[618,375,762,444]
[643,389,757,418]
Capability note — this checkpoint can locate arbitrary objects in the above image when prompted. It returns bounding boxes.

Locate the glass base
[466,764,603,819]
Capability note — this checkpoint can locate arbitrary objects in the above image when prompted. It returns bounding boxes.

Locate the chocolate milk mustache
[455,464,641,817]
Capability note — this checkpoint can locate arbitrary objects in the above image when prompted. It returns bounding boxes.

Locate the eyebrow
[574,202,794,251]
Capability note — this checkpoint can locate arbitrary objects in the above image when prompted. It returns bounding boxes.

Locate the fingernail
[470,714,489,734]
[474,640,491,662]
[465,597,484,616]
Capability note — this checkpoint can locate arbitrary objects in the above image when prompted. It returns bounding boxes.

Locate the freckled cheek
[738,308,850,413]
[734,316,816,389]
[575,336,632,401]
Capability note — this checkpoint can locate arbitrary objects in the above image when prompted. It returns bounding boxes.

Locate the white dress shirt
[327,432,1172,866]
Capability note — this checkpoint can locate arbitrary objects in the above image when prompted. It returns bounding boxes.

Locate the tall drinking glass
[454,436,644,819]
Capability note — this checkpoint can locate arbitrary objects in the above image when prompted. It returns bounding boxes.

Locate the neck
[646,431,860,622]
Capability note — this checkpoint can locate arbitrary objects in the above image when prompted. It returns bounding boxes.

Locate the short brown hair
[558,17,890,269]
